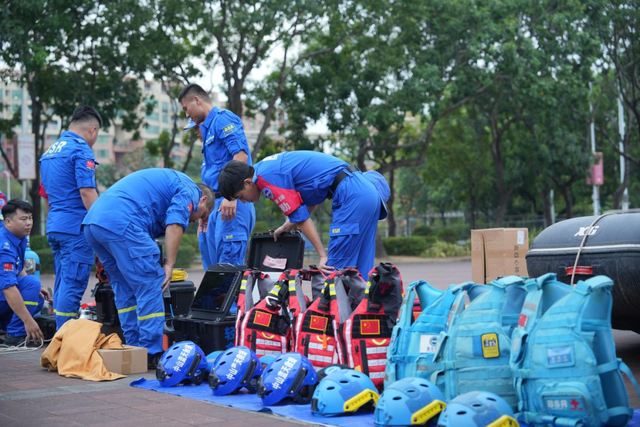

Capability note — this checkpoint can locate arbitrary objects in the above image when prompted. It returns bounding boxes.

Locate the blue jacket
[0,225,27,300]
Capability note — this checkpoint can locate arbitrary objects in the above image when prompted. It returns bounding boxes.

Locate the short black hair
[197,183,215,210]
[178,84,211,103]
[2,199,33,220]
[218,160,254,200]
[71,105,103,128]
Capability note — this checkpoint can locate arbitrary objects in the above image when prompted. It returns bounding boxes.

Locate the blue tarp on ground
[131,378,640,426]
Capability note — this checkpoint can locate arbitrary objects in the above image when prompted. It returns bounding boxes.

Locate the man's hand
[24,318,44,345]
[219,199,237,221]
[318,256,335,276]
[274,224,287,242]
[162,263,173,293]
[39,288,50,300]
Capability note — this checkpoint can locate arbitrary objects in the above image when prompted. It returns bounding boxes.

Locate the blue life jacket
[430,276,528,408]
[510,273,640,427]
[384,280,484,387]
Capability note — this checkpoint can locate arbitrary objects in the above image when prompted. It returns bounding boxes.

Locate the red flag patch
[254,311,272,327]
[3,263,14,272]
[188,202,194,213]
[310,315,328,331]
[360,319,381,335]
[86,160,95,169]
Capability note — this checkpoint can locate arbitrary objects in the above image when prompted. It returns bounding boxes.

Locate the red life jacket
[340,263,404,389]
[234,269,276,346]
[285,268,325,347]
[238,278,290,356]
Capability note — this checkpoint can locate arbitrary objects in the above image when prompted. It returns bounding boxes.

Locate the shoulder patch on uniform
[86,160,95,169]
[3,263,14,272]
[188,202,194,213]
[222,123,238,137]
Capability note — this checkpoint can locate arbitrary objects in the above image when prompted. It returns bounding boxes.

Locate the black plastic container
[173,316,237,354]
[526,213,640,332]
[163,281,196,318]
[34,313,57,341]
[246,231,305,271]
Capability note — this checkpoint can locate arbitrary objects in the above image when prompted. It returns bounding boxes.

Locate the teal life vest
[384,280,484,387]
[510,273,640,427]
[430,276,528,408]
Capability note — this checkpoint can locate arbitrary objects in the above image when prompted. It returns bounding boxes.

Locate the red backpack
[285,268,326,347]
[340,263,404,389]
[234,269,276,346]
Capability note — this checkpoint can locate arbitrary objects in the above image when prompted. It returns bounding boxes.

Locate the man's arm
[2,286,43,343]
[163,224,184,292]
[219,150,249,221]
[79,187,99,211]
[295,217,333,275]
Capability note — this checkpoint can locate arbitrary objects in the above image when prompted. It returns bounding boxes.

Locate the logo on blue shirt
[262,188,274,199]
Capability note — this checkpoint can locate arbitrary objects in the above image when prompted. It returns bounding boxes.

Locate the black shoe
[148,353,162,370]
[3,334,41,347]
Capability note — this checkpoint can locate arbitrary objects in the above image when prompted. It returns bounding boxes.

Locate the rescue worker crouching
[0,200,48,347]
[82,169,214,368]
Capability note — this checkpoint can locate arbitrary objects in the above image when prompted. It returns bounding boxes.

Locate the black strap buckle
[328,165,359,199]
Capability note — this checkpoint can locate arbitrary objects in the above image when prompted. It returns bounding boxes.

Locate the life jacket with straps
[282,267,325,349]
[384,280,483,388]
[511,273,640,427]
[341,263,404,389]
[238,277,290,357]
[235,269,276,346]
[430,275,527,409]
[293,268,367,369]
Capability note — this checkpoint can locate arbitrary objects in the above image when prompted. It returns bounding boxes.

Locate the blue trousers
[200,197,255,268]
[328,172,381,280]
[84,224,165,355]
[0,276,44,336]
[47,232,94,329]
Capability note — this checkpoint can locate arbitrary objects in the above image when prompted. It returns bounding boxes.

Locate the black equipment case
[173,231,305,353]
[526,213,640,332]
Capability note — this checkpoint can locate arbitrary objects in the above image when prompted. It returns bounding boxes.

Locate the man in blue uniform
[40,105,101,329]
[218,151,390,279]
[83,169,213,364]
[178,84,255,269]
[0,200,47,346]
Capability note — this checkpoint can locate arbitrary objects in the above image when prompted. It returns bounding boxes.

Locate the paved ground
[1,258,639,426]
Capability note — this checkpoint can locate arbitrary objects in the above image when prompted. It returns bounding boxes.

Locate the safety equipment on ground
[311,368,379,416]
[209,346,262,395]
[511,273,640,427]
[430,276,527,409]
[341,263,403,388]
[235,269,275,346]
[385,280,484,387]
[260,354,278,369]
[436,391,519,427]
[257,352,318,406]
[286,268,325,346]
[156,341,208,387]
[374,377,446,427]
[238,278,290,356]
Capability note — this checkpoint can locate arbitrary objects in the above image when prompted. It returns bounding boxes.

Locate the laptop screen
[190,270,240,317]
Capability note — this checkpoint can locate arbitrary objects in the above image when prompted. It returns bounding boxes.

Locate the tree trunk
[227,84,243,118]
[27,88,43,235]
[540,188,552,228]
[386,168,396,237]
[559,184,574,219]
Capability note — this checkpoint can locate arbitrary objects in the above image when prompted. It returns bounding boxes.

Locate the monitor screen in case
[187,264,245,321]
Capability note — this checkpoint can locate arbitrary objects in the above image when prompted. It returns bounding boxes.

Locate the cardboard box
[98,345,147,375]
[471,228,529,284]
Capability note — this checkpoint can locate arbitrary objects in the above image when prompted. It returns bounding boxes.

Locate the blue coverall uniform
[0,226,44,337]
[82,169,202,355]
[40,131,97,329]
[252,151,387,280]
[199,107,255,268]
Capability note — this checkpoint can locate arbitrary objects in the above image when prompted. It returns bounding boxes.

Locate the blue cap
[183,119,197,130]
[363,170,390,220]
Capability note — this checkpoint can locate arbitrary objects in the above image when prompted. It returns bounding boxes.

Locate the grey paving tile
[59,411,121,425]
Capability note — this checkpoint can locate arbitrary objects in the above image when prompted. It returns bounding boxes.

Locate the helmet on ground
[374,377,446,427]
[209,346,262,395]
[437,391,519,427]
[311,368,379,417]
[156,341,208,387]
[259,354,278,370]
[206,350,224,372]
[257,352,318,406]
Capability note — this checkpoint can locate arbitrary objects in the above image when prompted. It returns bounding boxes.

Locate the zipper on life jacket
[360,339,370,375]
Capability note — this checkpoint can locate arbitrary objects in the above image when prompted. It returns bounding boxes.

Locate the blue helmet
[257,352,318,406]
[259,354,278,370]
[311,368,379,416]
[209,346,262,395]
[156,341,208,387]
[206,350,224,373]
[437,391,519,427]
[374,378,446,427]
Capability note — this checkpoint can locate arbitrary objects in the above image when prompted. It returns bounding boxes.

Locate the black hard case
[525,213,640,332]
[246,231,305,271]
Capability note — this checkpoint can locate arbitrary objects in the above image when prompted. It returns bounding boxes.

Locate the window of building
[271,124,277,131]
[147,111,159,121]
[12,105,19,112]
[12,90,22,100]
[251,120,256,130]
[145,124,160,134]
[97,150,109,158]
[97,135,110,144]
